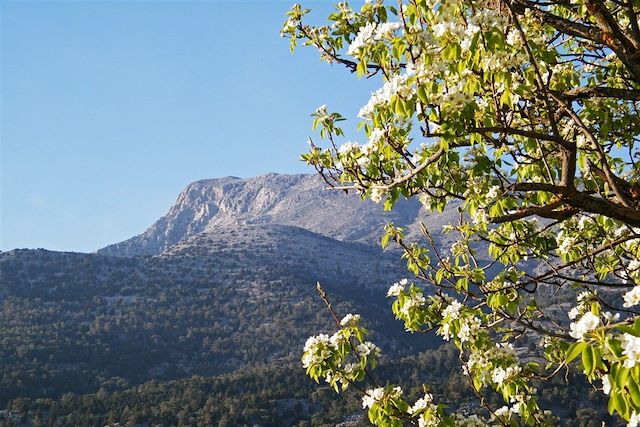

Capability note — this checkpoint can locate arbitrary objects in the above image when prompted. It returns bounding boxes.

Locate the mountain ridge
[98,172,459,257]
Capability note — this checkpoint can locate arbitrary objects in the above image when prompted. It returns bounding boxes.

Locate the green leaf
[417,85,428,104]
[394,98,405,116]
[611,391,628,417]
[565,341,586,364]
[616,366,630,388]
[499,90,512,108]
[628,375,640,407]
[378,6,387,21]
[356,60,367,77]
[582,344,594,378]
[381,233,390,249]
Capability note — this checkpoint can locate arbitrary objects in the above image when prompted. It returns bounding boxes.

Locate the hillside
[0,220,439,408]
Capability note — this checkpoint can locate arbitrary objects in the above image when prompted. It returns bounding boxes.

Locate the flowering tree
[282,0,640,425]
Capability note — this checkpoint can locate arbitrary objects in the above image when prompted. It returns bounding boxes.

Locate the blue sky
[1,1,376,252]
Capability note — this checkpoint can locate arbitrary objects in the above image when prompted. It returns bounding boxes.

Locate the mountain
[0,173,614,426]
[98,173,460,257]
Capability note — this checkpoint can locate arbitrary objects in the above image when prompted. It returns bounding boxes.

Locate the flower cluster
[361,387,384,409]
[302,334,332,369]
[466,343,517,376]
[491,365,522,386]
[556,230,577,256]
[356,341,380,358]
[624,287,640,308]
[340,313,361,327]
[622,333,640,368]
[387,278,407,297]
[301,310,380,392]
[569,312,600,341]
[358,73,412,118]
[347,21,402,57]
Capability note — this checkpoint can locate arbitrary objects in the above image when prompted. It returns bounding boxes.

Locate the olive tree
[281,0,640,425]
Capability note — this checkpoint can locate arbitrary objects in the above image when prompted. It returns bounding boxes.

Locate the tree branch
[552,86,640,101]
[491,199,577,223]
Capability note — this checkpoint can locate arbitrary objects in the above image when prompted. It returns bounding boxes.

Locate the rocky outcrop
[98,173,460,257]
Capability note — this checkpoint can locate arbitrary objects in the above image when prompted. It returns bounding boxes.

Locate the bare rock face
[98,173,462,257]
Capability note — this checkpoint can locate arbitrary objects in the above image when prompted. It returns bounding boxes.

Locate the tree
[281,0,640,425]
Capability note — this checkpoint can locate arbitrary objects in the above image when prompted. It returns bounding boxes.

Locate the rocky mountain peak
[97,173,458,257]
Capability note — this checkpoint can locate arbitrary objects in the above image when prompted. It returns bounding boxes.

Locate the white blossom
[629,259,640,278]
[458,316,481,343]
[387,280,406,297]
[624,286,640,308]
[368,127,385,145]
[576,134,588,148]
[358,73,411,118]
[630,412,640,427]
[441,322,453,341]
[623,333,640,368]
[362,387,384,408]
[340,313,361,326]
[338,141,360,154]
[343,362,358,374]
[442,300,462,320]
[491,365,521,385]
[471,208,490,226]
[361,142,375,156]
[603,311,620,322]
[539,335,553,348]
[486,185,500,200]
[347,22,377,56]
[568,306,580,320]
[356,156,369,167]
[494,406,510,418]
[304,334,329,352]
[356,341,380,358]
[577,291,591,302]
[568,312,600,340]
[615,225,629,238]
[556,230,577,255]
[602,375,611,395]
[401,293,426,316]
[370,187,386,203]
[347,21,402,57]
[577,215,591,230]
[329,331,346,348]
[375,22,402,39]
[431,22,454,38]
[506,30,521,47]
[409,393,433,414]
[302,334,333,368]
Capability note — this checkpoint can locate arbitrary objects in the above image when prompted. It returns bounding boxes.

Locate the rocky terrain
[98,173,460,257]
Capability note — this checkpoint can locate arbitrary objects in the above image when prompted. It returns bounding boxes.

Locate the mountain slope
[159,222,400,287]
